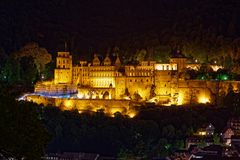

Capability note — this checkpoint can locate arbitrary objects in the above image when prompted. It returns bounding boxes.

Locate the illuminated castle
[35,51,240,106]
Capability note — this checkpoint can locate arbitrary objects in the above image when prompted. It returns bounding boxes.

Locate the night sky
[0,0,240,58]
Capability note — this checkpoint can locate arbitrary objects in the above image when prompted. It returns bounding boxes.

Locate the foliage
[19,56,39,85]
[42,61,55,80]
[14,42,52,73]
[41,103,236,158]
[1,57,20,84]
[0,95,50,159]
[213,134,221,145]
[43,107,162,158]
[0,43,54,85]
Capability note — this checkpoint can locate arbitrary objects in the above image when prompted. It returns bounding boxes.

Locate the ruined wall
[25,95,132,115]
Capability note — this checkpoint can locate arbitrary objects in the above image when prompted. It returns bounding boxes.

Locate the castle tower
[54,51,72,84]
[115,54,121,67]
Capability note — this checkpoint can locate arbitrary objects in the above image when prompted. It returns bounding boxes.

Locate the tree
[0,95,50,159]
[117,149,135,160]
[154,138,169,157]
[14,42,52,74]
[19,56,39,85]
[162,125,175,139]
[42,61,55,80]
[1,57,20,84]
[213,134,221,145]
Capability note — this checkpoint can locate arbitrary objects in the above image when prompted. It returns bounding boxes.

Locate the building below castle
[34,51,240,107]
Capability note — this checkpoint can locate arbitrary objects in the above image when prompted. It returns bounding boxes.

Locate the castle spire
[104,53,111,66]
[115,53,121,66]
[64,41,68,51]
[93,53,100,66]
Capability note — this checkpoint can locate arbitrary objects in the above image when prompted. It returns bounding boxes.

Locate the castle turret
[115,54,121,67]
[92,54,100,66]
[103,53,111,66]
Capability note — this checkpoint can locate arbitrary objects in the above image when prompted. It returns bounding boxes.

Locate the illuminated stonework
[33,51,240,112]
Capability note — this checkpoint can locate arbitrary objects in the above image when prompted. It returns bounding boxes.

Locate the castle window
[130,80,132,82]
[141,79,143,82]
[135,80,137,82]
[146,79,148,82]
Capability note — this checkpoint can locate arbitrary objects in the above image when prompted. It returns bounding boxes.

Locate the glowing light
[109,107,124,115]
[77,92,84,99]
[198,131,206,136]
[221,75,228,81]
[64,100,73,108]
[155,64,163,70]
[127,112,137,118]
[198,96,210,104]
[85,94,90,99]
[123,96,131,100]
[147,97,158,104]
[210,65,223,72]
[177,92,184,105]
[92,94,96,99]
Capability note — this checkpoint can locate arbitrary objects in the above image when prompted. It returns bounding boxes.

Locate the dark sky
[0,0,240,57]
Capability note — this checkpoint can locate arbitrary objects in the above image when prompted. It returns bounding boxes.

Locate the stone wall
[25,94,132,115]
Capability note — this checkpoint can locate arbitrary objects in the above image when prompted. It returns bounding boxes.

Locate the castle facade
[35,51,240,106]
